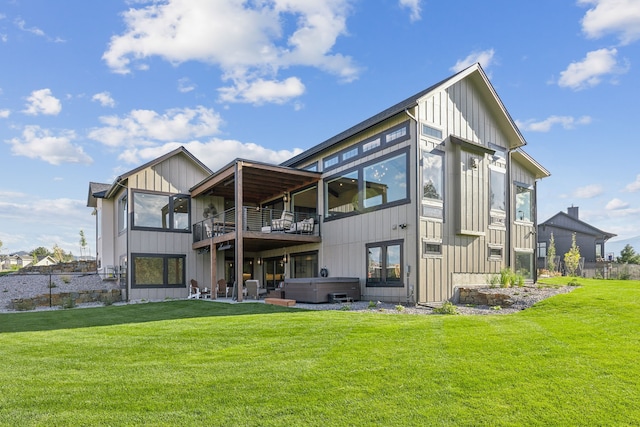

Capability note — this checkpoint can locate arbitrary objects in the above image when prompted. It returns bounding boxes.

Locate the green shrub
[433,301,459,315]
[395,305,405,312]
[61,297,76,309]
[368,300,377,309]
[339,304,351,311]
[12,299,36,311]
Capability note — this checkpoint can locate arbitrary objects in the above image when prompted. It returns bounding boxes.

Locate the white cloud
[218,77,305,105]
[88,106,223,148]
[118,139,303,170]
[92,91,116,108]
[516,115,592,132]
[606,198,630,210]
[22,88,62,116]
[450,49,495,73]
[0,192,93,254]
[624,174,640,192]
[177,77,196,93]
[6,125,93,165]
[399,0,422,22]
[573,184,604,199]
[558,48,629,90]
[579,0,640,45]
[0,109,9,118]
[102,0,359,105]
[14,17,45,37]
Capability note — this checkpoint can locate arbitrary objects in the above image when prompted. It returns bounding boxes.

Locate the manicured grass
[0,278,639,426]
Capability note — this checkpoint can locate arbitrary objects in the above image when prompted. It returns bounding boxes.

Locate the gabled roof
[87,146,212,207]
[539,211,616,240]
[282,63,526,168]
[511,149,551,180]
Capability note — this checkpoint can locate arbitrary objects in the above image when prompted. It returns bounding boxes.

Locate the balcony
[193,207,320,252]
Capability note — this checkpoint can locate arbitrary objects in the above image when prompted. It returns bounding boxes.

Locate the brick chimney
[567,206,579,219]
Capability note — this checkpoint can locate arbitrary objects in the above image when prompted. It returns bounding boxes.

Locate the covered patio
[190,159,322,301]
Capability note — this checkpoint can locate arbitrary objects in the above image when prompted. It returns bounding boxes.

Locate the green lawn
[0,278,638,426]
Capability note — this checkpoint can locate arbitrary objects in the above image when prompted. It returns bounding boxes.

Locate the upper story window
[303,162,318,172]
[386,127,407,143]
[362,138,381,153]
[325,149,409,219]
[421,123,443,140]
[490,168,506,212]
[118,194,128,233]
[322,121,410,172]
[515,183,534,223]
[132,192,191,232]
[422,147,444,219]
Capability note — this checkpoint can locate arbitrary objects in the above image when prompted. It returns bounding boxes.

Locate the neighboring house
[2,253,34,270]
[34,255,58,267]
[537,206,616,271]
[89,63,550,304]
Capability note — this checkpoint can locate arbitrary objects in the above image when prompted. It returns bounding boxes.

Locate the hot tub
[283,277,361,303]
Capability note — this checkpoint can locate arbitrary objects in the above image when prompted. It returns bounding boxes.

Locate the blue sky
[1,0,640,257]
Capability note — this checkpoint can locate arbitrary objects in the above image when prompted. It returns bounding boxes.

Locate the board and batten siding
[317,115,417,303]
[125,154,210,301]
[417,78,512,303]
[510,160,537,255]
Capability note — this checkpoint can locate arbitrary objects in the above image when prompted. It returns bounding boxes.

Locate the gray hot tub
[283,277,361,303]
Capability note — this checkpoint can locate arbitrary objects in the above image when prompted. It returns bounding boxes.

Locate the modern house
[537,206,616,272]
[88,63,550,304]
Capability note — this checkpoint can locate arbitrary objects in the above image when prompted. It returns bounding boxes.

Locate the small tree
[564,233,581,276]
[617,244,640,264]
[79,230,88,260]
[52,244,66,263]
[547,233,556,272]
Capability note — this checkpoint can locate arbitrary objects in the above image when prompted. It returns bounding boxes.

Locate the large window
[366,240,403,287]
[422,148,444,219]
[490,168,506,211]
[326,170,359,216]
[363,153,407,209]
[132,254,185,288]
[118,194,128,233]
[325,150,409,219]
[515,184,534,222]
[132,192,190,231]
[515,251,533,280]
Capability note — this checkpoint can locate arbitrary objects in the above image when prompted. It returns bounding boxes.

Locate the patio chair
[217,279,229,298]
[270,211,294,232]
[246,279,267,299]
[188,279,201,299]
[285,217,315,234]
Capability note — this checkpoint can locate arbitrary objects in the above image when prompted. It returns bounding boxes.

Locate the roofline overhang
[511,149,551,180]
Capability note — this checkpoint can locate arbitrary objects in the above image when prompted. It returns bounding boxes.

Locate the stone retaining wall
[458,288,514,307]
[11,289,121,311]
[18,260,97,274]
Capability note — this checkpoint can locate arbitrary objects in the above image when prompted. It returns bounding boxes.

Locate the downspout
[506,150,512,271]
[405,107,418,305]
[532,180,539,283]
